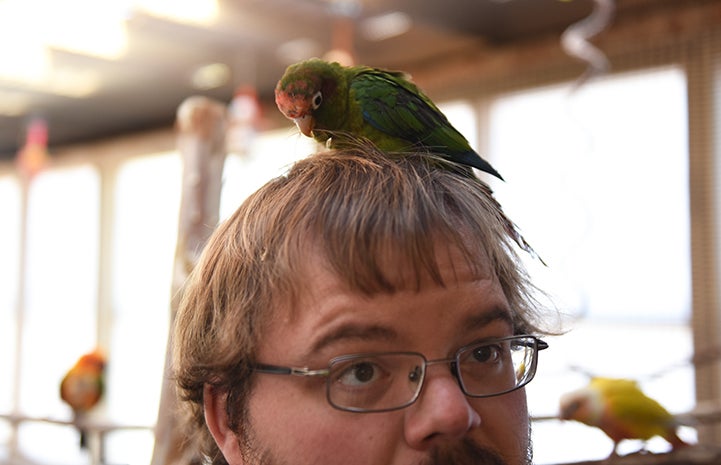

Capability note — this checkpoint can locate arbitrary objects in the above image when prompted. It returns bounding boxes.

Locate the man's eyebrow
[308,324,398,356]
[307,307,512,356]
[462,307,514,332]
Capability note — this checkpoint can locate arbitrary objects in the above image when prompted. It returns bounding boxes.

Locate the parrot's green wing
[349,69,502,178]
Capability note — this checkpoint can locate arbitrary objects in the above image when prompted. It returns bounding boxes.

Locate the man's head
[173,143,549,465]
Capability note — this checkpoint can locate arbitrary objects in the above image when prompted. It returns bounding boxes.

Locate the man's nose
[403,365,481,449]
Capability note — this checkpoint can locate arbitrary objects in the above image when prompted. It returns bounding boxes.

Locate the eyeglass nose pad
[449,360,460,381]
[409,365,423,384]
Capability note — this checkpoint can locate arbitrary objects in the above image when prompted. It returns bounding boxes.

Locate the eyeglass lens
[327,353,425,412]
[326,336,541,412]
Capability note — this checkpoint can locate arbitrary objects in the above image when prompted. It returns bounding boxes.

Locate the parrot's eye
[312,91,323,110]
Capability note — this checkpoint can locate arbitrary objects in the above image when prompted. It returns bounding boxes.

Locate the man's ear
[204,384,245,465]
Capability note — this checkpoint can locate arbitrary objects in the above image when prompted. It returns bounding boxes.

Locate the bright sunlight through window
[482,67,693,463]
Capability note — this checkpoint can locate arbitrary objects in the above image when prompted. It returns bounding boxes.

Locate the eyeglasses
[252,335,548,413]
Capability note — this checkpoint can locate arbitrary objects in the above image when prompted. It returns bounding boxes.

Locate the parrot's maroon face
[559,387,601,425]
[275,78,323,137]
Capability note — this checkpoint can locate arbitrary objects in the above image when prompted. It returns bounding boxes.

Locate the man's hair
[173,143,550,464]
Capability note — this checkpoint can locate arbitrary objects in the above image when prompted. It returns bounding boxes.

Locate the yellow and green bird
[274,58,503,180]
[559,377,690,456]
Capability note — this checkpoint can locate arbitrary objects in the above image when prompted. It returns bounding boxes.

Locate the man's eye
[471,345,502,363]
[336,361,382,386]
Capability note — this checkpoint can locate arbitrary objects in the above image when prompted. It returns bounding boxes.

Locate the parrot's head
[275,58,345,139]
[559,385,603,427]
[76,350,107,373]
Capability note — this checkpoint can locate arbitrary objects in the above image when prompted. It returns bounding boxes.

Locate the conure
[275,58,544,262]
[559,377,689,456]
[274,58,503,180]
[60,349,106,449]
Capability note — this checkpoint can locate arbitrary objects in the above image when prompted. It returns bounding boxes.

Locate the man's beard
[236,422,533,465]
[423,435,533,465]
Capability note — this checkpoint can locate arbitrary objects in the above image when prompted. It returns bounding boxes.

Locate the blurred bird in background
[16,117,49,179]
[559,376,690,457]
[60,349,106,449]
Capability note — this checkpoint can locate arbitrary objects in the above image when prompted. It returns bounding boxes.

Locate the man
[173,143,552,465]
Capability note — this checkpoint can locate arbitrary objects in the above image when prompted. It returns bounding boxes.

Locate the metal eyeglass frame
[252,334,549,413]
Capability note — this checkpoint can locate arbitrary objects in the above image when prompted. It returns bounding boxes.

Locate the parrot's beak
[293,115,314,137]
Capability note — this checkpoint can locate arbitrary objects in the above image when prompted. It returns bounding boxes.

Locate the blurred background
[1,0,720,464]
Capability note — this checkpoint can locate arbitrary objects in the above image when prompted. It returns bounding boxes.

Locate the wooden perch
[150,96,227,465]
[532,404,721,465]
[0,413,152,465]
[533,401,721,427]
[556,446,721,465]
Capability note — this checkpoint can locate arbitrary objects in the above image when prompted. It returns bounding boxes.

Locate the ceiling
[0,0,598,159]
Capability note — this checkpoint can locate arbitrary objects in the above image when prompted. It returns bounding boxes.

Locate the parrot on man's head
[275,58,545,263]
[60,349,106,449]
[274,58,503,180]
[559,377,690,457]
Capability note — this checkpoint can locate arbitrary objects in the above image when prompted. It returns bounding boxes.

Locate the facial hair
[425,435,532,465]
[235,435,532,465]
[237,422,277,465]
[236,417,533,465]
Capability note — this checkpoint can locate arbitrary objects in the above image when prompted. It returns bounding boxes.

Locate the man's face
[208,249,532,465]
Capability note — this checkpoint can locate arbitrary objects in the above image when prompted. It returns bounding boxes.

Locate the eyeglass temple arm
[516,337,549,351]
[252,363,329,377]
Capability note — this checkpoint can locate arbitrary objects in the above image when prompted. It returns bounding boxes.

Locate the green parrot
[559,377,690,457]
[274,58,503,180]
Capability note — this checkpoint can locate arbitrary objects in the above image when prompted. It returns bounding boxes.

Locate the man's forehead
[293,237,492,292]
[261,249,509,355]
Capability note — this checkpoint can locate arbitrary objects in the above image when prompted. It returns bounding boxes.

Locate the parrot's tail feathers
[455,151,504,181]
[509,223,546,266]
[497,205,546,266]
[472,178,546,266]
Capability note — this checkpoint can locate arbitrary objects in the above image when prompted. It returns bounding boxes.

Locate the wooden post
[150,96,227,465]
[687,32,721,447]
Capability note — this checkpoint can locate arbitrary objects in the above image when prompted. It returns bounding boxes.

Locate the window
[14,165,101,464]
[482,67,694,462]
[0,175,20,462]
[1,129,315,464]
[103,153,181,463]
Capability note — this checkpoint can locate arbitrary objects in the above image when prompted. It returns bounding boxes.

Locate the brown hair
[173,143,550,464]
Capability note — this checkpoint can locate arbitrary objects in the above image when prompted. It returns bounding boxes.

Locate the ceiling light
[0,1,51,82]
[135,0,218,25]
[45,16,128,59]
[0,0,120,95]
[43,0,128,59]
[0,0,129,60]
[191,63,231,90]
[360,11,412,41]
[0,43,51,84]
[45,68,102,98]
